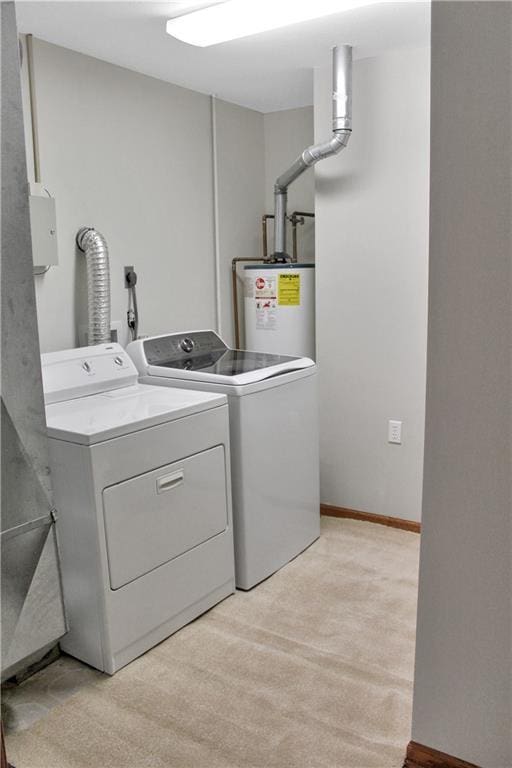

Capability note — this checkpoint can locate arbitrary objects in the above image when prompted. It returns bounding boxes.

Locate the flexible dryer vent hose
[76,227,111,345]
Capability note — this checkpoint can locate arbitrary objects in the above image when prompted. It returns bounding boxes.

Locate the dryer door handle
[156,470,184,494]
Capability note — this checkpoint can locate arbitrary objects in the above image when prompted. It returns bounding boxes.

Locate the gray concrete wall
[1,2,66,680]
[411,3,512,765]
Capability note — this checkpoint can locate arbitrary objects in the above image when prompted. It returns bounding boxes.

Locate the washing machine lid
[42,343,226,444]
[127,331,314,386]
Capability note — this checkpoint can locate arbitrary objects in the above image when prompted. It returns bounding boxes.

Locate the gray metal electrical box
[29,186,58,268]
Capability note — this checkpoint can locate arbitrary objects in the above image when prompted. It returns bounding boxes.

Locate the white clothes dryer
[127,331,320,590]
[42,342,235,674]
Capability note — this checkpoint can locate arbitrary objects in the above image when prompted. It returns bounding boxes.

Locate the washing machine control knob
[114,356,124,367]
[180,337,195,354]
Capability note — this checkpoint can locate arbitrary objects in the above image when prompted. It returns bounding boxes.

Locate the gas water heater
[243,263,315,359]
[241,44,353,360]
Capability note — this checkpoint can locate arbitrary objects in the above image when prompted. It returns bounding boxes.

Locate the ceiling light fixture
[166,0,391,47]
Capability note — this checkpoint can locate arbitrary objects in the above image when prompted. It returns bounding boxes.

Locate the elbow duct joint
[272,45,352,260]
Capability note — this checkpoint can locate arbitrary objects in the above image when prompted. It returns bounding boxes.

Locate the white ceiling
[15,1,430,112]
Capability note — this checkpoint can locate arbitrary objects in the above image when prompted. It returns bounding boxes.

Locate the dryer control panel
[42,343,138,404]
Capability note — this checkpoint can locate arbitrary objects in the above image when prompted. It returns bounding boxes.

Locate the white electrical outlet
[388,420,402,444]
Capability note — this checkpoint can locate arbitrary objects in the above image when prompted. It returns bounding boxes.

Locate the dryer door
[103,446,228,589]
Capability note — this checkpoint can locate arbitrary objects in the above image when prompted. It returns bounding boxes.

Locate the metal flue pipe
[272,45,352,261]
[76,227,111,345]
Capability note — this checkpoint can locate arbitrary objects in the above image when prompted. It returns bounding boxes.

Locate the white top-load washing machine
[127,331,320,590]
[42,342,235,674]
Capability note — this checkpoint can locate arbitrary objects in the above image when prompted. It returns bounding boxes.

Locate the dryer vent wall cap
[76,227,94,250]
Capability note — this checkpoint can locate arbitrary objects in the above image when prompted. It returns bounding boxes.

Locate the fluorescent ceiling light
[166,0,392,47]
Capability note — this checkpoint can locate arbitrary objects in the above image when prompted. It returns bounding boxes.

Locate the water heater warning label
[254,275,276,298]
[278,273,301,306]
[256,302,277,331]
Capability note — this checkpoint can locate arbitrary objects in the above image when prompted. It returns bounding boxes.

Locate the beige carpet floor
[4,517,420,768]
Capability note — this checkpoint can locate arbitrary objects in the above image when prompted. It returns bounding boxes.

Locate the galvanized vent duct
[76,227,111,345]
[272,45,352,261]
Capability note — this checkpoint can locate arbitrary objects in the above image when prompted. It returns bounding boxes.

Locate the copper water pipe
[262,214,274,261]
[233,211,314,346]
[289,211,315,263]
[291,211,316,219]
[230,214,275,347]
[263,212,315,263]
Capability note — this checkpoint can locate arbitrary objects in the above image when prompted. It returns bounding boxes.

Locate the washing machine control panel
[144,331,226,366]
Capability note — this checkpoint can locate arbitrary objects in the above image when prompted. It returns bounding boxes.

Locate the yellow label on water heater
[278,273,300,306]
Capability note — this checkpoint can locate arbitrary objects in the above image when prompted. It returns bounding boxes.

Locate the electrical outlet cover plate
[388,419,402,444]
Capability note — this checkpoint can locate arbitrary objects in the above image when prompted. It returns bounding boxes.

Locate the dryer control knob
[180,337,195,353]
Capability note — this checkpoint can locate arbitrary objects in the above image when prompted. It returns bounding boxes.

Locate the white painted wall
[411,3,512,766]
[23,39,265,353]
[214,99,265,347]
[23,37,317,353]
[314,48,430,522]
[28,38,215,352]
[263,107,315,262]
